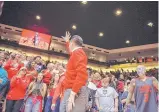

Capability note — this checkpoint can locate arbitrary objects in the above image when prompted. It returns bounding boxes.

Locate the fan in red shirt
[51,64,66,111]
[117,74,124,93]
[60,31,88,112]
[6,67,31,112]
[3,53,16,72]
[117,74,125,112]
[4,54,24,80]
[51,73,65,111]
[44,72,60,112]
[26,61,38,81]
[42,62,54,85]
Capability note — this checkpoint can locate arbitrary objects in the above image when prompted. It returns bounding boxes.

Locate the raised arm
[62,31,71,54]
[66,42,71,54]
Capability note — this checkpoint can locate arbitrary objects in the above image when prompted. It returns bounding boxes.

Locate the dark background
[0,1,158,49]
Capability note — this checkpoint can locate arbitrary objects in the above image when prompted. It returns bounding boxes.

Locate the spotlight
[115,9,122,16]
[72,25,77,30]
[36,15,41,20]
[99,32,104,37]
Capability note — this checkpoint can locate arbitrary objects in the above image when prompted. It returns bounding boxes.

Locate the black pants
[6,99,23,112]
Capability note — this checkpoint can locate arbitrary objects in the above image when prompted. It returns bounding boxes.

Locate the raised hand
[62,31,71,42]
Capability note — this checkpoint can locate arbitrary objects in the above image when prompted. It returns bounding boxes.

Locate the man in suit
[60,31,88,112]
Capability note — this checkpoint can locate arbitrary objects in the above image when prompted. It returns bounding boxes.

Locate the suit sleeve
[72,52,88,93]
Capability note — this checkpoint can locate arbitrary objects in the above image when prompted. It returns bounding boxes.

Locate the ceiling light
[81,1,87,4]
[115,9,122,16]
[147,22,154,27]
[72,25,77,30]
[126,40,130,44]
[36,15,41,20]
[99,32,104,37]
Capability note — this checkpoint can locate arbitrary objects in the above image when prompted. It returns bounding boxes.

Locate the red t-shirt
[43,70,52,85]
[49,88,55,97]
[3,59,13,70]
[117,80,124,92]
[7,76,31,100]
[26,69,38,81]
[4,60,23,80]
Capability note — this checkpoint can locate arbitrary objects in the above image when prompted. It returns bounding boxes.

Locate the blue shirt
[121,91,128,100]
[0,67,8,86]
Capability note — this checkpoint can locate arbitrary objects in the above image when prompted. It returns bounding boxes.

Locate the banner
[19,29,51,50]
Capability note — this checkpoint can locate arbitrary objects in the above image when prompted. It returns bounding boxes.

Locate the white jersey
[95,86,118,112]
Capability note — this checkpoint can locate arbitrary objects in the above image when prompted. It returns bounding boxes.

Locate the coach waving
[60,31,88,112]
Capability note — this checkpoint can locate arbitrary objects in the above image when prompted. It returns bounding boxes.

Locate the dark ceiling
[0,1,158,49]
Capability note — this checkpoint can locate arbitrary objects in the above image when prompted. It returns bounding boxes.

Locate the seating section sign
[19,29,51,50]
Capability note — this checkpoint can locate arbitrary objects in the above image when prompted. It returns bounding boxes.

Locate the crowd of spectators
[0,49,158,112]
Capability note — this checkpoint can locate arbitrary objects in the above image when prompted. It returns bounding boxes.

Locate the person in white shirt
[95,76,118,112]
